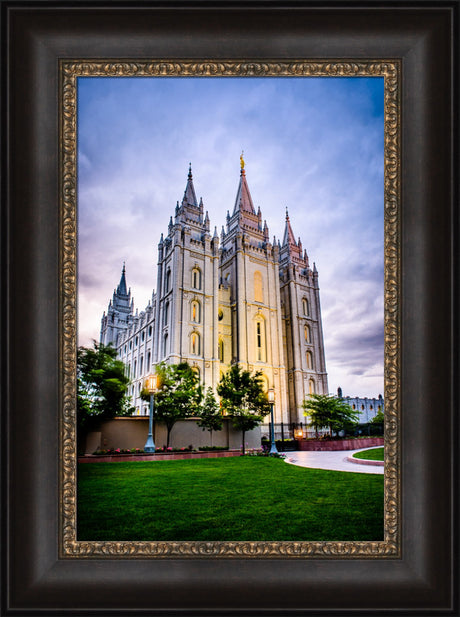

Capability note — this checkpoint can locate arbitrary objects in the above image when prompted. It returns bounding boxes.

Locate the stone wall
[299,437,384,451]
[82,417,261,454]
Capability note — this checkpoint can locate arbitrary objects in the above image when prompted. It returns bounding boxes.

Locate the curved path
[284,448,384,475]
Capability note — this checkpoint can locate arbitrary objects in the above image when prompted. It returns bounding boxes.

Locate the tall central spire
[233,153,255,215]
[182,163,198,208]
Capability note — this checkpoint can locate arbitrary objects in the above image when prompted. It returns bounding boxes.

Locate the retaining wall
[299,437,384,451]
[82,417,261,454]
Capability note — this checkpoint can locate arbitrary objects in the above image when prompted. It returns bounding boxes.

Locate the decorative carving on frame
[60,60,400,559]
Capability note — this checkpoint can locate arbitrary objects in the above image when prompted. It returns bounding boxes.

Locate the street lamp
[267,388,278,455]
[144,372,158,453]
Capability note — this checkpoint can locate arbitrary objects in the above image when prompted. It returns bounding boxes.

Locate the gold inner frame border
[60,60,400,559]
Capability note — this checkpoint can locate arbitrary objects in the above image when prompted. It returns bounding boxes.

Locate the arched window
[352,404,356,410]
[309,378,316,394]
[218,338,224,363]
[146,351,151,370]
[139,356,143,375]
[302,298,310,317]
[191,332,200,355]
[165,269,171,293]
[192,267,202,290]
[163,333,168,357]
[254,271,263,303]
[306,350,313,370]
[164,302,169,326]
[191,300,201,323]
[255,319,266,362]
[304,324,311,344]
[133,360,137,378]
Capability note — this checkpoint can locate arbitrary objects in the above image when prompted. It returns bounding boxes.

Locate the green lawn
[77,457,384,542]
[353,447,384,461]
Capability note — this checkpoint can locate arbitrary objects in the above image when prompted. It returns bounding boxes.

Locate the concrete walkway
[284,448,384,475]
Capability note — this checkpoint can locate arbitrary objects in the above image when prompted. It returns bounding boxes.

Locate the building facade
[100,160,328,425]
[337,387,384,424]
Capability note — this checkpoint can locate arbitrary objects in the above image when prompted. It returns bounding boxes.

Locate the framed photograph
[2,2,457,614]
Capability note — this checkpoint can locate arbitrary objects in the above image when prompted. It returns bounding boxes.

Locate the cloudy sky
[77,76,384,397]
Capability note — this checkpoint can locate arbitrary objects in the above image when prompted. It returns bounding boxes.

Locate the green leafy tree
[197,388,223,446]
[147,362,202,447]
[77,341,133,443]
[217,364,270,454]
[303,394,360,437]
[371,409,385,424]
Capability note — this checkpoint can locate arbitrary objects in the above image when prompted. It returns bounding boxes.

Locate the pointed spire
[233,157,256,215]
[182,163,198,208]
[213,226,218,239]
[117,263,128,296]
[199,197,204,213]
[282,208,297,247]
[263,219,269,239]
[204,210,210,231]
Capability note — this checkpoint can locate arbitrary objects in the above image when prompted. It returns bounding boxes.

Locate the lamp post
[144,372,158,453]
[267,388,278,455]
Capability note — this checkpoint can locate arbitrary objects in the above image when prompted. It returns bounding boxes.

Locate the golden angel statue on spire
[240,151,245,170]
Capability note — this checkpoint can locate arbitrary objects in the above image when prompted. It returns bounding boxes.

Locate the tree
[77,341,133,442]
[303,394,359,437]
[196,388,223,446]
[149,362,203,448]
[217,364,270,454]
[371,409,385,424]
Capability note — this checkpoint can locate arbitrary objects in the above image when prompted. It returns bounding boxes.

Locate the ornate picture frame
[2,2,457,614]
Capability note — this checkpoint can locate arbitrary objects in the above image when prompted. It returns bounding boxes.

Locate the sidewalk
[284,448,384,474]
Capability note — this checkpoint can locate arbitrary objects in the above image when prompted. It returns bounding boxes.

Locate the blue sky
[77,76,384,397]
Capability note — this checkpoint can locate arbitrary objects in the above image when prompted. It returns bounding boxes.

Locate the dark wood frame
[1,2,458,614]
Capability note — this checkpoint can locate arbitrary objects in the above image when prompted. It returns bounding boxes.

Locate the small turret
[263,220,269,240]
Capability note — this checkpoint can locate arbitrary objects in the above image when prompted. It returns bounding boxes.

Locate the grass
[77,457,384,542]
[352,447,384,461]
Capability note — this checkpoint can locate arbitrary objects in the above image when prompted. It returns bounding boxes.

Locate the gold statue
[240,151,245,170]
